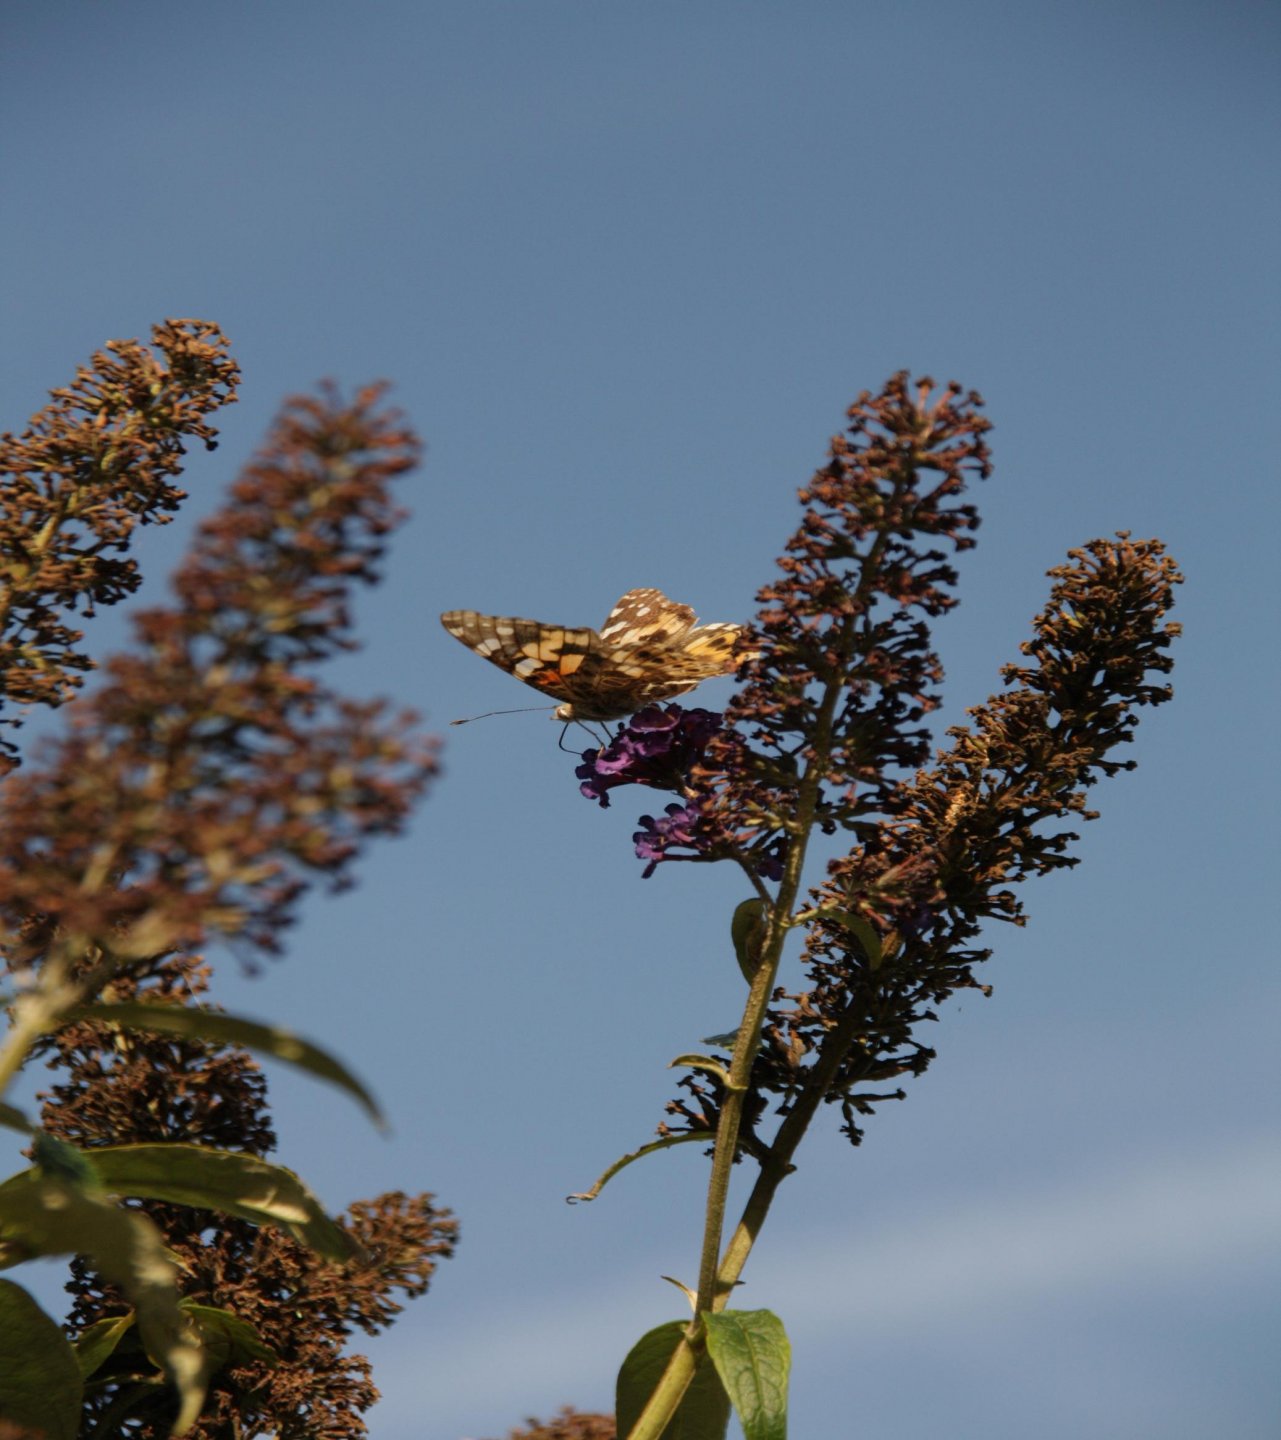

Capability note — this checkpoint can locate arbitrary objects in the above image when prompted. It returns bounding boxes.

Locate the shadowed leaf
[0,1172,205,1432]
[0,1277,83,1440]
[73,1312,136,1381]
[616,1320,731,1440]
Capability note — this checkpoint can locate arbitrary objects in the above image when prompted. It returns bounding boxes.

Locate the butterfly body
[441,588,746,722]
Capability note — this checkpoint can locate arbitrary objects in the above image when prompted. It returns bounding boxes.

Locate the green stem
[625,637,850,1440]
[626,482,913,1439]
[0,949,75,1100]
[0,939,119,1102]
[715,990,882,1291]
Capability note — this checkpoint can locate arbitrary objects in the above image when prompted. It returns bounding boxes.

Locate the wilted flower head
[0,320,240,769]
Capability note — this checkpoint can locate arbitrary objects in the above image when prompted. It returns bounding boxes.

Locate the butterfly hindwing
[598,587,698,647]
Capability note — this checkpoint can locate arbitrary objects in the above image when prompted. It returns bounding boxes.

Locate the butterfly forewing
[440,611,598,676]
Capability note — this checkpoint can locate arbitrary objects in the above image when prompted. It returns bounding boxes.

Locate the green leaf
[731,898,770,983]
[819,909,883,969]
[703,1309,791,1440]
[616,1320,731,1440]
[181,1302,278,1371]
[0,1102,33,1136]
[73,1311,136,1380]
[0,1277,83,1440]
[0,1171,205,1432]
[669,1054,733,1088]
[34,1132,102,1187]
[73,1002,386,1130]
[567,1133,708,1204]
[86,1144,360,1263]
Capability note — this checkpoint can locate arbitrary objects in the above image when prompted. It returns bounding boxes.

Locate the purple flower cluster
[575,705,723,808]
[575,704,787,880]
[632,803,787,881]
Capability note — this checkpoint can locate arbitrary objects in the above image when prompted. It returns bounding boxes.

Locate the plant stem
[625,639,850,1440]
[0,949,75,1100]
[625,471,921,1439]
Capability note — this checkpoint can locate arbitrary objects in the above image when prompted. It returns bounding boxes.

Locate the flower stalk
[577,374,1180,1440]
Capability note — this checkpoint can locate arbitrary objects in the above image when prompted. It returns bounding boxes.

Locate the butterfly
[440,588,749,723]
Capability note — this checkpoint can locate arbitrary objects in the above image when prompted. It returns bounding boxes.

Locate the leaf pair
[617,1309,790,1440]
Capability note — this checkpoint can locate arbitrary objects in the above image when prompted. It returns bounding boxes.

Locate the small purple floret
[754,837,786,882]
[633,802,708,878]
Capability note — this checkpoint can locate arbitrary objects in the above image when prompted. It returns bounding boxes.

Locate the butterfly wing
[598,588,698,646]
[620,621,746,690]
[442,593,750,722]
[440,610,604,704]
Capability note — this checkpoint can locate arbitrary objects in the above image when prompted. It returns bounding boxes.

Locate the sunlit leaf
[731,898,770,983]
[704,1308,791,1440]
[87,1144,360,1263]
[73,1002,386,1129]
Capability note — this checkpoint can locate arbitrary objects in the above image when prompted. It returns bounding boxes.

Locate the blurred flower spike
[0,375,438,971]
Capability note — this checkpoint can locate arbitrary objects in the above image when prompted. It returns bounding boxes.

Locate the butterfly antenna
[450,705,557,726]
[558,719,614,752]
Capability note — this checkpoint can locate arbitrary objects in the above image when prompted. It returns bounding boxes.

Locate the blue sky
[2,3,1278,1437]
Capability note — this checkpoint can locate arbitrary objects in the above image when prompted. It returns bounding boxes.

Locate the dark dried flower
[645,375,1179,1158]
[523,376,1178,1436]
[497,1409,616,1440]
[0,320,239,767]
[770,530,1183,1143]
[39,957,457,1440]
[701,371,991,854]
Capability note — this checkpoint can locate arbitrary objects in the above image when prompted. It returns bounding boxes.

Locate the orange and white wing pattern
[440,588,749,723]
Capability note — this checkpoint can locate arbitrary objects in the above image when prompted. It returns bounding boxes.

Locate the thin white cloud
[751,1131,1281,1330]
[370,1134,1280,1438]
